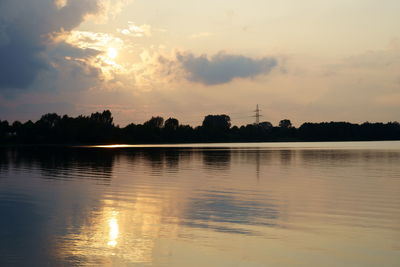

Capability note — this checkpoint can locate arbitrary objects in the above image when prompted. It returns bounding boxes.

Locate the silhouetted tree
[164,118,179,130]
[144,116,164,129]
[279,119,292,128]
[90,110,113,126]
[202,115,231,131]
[38,113,61,129]
[200,114,231,141]
[259,121,273,129]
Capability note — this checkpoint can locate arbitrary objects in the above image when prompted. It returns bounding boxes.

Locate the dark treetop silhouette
[0,110,399,144]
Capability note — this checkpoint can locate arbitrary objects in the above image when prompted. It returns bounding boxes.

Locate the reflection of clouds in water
[183,191,279,235]
[2,146,400,265]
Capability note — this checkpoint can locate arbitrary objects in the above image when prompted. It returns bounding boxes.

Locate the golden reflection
[51,148,400,266]
[57,191,184,265]
[107,211,119,247]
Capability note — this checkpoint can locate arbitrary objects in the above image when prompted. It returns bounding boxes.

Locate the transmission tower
[252,104,263,124]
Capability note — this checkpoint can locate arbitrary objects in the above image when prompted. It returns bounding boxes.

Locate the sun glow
[92,144,131,148]
[64,30,126,80]
[107,47,118,59]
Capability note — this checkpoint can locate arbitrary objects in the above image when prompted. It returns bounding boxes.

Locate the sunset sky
[1,0,399,126]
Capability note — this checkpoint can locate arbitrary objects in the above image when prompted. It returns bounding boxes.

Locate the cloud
[175,52,278,85]
[63,30,127,80]
[118,22,152,37]
[66,31,123,51]
[132,50,279,88]
[0,0,128,92]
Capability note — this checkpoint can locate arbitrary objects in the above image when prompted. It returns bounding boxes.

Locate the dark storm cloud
[176,52,278,85]
[0,0,100,91]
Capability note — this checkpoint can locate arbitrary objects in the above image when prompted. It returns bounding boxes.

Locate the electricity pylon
[252,104,263,124]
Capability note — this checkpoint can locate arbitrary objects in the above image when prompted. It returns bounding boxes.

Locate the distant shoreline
[2,139,400,149]
[1,110,399,145]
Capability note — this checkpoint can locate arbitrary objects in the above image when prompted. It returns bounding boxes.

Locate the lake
[1,141,400,266]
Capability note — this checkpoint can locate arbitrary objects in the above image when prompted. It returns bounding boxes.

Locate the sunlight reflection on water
[0,142,400,266]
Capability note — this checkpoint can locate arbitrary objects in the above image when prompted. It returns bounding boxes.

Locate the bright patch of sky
[0,0,399,126]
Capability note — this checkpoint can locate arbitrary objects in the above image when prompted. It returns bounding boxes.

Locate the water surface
[1,141,400,266]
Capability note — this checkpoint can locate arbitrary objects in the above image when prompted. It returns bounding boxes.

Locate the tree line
[0,110,399,144]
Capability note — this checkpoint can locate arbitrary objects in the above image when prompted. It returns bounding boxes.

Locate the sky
[0,0,399,126]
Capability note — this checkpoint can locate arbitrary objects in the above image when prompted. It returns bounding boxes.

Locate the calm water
[1,141,400,266]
